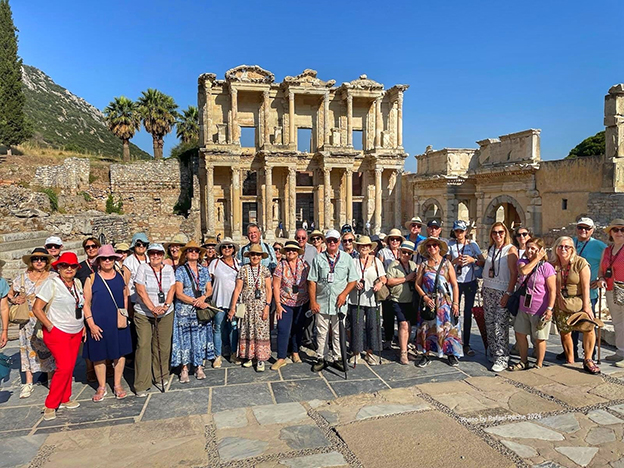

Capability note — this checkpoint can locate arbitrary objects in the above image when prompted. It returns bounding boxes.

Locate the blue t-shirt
[0,278,8,298]
[448,240,483,283]
[573,237,607,300]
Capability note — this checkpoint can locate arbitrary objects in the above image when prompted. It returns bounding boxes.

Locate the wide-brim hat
[386,228,405,243]
[146,243,166,254]
[22,247,54,265]
[130,232,150,248]
[115,242,131,252]
[605,219,624,234]
[180,240,207,257]
[355,235,374,248]
[417,236,449,257]
[95,244,123,262]
[400,240,416,253]
[216,237,239,255]
[404,217,423,229]
[244,243,269,259]
[309,230,325,242]
[165,233,188,250]
[281,240,304,255]
[202,236,218,248]
[51,252,81,270]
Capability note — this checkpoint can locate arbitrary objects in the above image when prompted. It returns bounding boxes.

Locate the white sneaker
[20,383,34,399]
[491,357,508,373]
[256,361,265,372]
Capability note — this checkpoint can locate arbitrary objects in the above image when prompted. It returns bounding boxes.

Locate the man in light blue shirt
[238,223,277,272]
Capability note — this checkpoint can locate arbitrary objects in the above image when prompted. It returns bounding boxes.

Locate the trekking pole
[355,287,363,369]
[597,287,603,364]
[154,316,166,393]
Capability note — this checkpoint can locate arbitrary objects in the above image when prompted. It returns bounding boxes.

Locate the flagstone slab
[213,408,248,430]
[252,402,308,425]
[271,378,335,404]
[218,437,268,462]
[538,365,603,386]
[484,422,565,441]
[279,424,331,450]
[609,404,624,416]
[555,446,599,467]
[611,457,624,468]
[503,370,557,387]
[501,440,538,458]
[587,409,623,425]
[415,379,473,396]
[279,452,348,468]
[538,383,607,407]
[589,382,624,401]
[532,462,565,468]
[355,403,430,420]
[585,426,616,445]
[536,413,580,433]
[0,434,47,468]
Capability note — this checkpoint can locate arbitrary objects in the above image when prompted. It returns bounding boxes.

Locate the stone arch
[457,199,471,222]
[421,197,444,223]
[483,195,526,231]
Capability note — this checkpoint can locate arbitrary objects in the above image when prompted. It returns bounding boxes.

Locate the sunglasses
[148,251,164,256]
[311,237,322,242]
[222,245,234,249]
[45,244,61,249]
[31,257,48,262]
[342,239,354,244]
[611,227,624,234]
[115,251,129,255]
[186,248,200,254]
[389,238,401,243]
[410,224,422,228]
[492,230,505,236]
[577,226,592,231]
[400,250,412,255]
[84,244,99,250]
[285,249,298,253]
[248,252,263,257]
[326,239,339,244]
[295,236,307,241]
[426,244,439,249]
[557,245,573,250]
[169,245,181,250]
[100,256,116,262]
[57,263,79,270]
[515,232,529,237]
[134,242,149,248]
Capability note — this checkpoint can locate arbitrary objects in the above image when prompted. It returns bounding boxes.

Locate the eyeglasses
[295,236,307,241]
[285,249,298,253]
[134,242,149,248]
[492,230,505,236]
[84,244,98,250]
[426,244,439,249]
[342,239,354,244]
[557,245,574,250]
[410,224,422,228]
[222,245,234,249]
[400,250,412,255]
[248,253,262,257]
[57,263,79,270]
[148,251,164,256]
[326,239,339,244]
[186,248,200,254]
[577,226,592,232]
[311,237,322,242]
[611,227,624,234]
[45,244,61,249]
[515,232,529,237]
[31,257,47,262]
[100,257,116,262]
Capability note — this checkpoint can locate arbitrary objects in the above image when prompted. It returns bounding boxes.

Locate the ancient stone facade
[33,157,90,192]
[197,65,408,241]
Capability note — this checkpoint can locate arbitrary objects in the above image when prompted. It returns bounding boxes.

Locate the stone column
[207,165,215,235]
[263,90,271,147]
[374,168,383,234]
[288,167,297,235]
[230,87,238,144]
[394,169,402,227]
[232,167,242,239]
[375,97,382,148]
[324,168,332,229]
[345,169,353,227]
[288,90,295,146]
[323,92,330,147]
[346,94,353,147]
[397,91,404,148]
[265,165,273,235]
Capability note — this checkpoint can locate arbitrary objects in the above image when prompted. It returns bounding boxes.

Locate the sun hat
[94,244,123,262]
[577,217,595,229]
[165,233,188,250]
[22,247,53,266]
[146,243,166,255]
[325,229,341,241]
[386,228,405,243]
[243,243,269,259]
[427,219,441,228]
[417,237,449,257]
[378,233,387,240]
[453,220,468,231]
[309,230,325,242]
[605,218,624,234]
[354,235,374,248]
[44,236,63,247]
[281,240,304,255]
[202,236,218,248]
[130,232,149,249]
[216,237,239,255]
[180,240,207,257]
[51,252,81,270]
[404,217,423,229]
[399,240,416,253]
[115,242,131,252]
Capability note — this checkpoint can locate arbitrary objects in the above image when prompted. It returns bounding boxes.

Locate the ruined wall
[587,193,624,225]
[33,157,90,192]
[536,155,603,232]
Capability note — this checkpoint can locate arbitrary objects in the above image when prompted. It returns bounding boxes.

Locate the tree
[0,0,31,155]
[103,96,141,162]
[176,105,199,144]
[567,130,605,158]
[137,88,178,160]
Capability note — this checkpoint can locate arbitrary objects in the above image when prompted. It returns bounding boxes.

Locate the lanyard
[560,263,571,290]
[86,260,95,274]
[325,252,340,273]
[220,258,239,273]
[285,258,300,285]
[609,245,623,268]
[456,240,468,258]
[399,260,411,276]
[390,248,399,261]
[359,255,370,280]
[62,279,79,306]
[249,265,262,290]
[490,246,503,276]
[187,265,200,291]
[150,265,163,293]
[575,240,589,257]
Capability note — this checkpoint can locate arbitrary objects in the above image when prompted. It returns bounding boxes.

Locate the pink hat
[51,252,81,270]
[94,244,122,262]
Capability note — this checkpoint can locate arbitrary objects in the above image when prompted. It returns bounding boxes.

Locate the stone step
[0,240,84,259]
[0,237,50,254]
[0,231,50,243]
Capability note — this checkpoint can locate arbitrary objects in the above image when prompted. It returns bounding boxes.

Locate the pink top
[274,258,310,307]
[601,244,624,290]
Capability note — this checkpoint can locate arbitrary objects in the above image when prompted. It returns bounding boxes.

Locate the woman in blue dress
[172,241,215,383]
[83,244,132,402]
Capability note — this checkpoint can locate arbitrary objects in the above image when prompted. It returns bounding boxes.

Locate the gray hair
[247,223,262,234]
[295,228,307,238]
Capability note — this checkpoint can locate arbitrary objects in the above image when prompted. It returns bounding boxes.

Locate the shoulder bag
[234,266,247,319]
[614,281,624,306]
[98,273,129,329]
[505,262,538,317]
[373,258,390,302]
[34,279,56,340]
[419,260,446,321]
[183,264,217,323]
[9,275,30,325]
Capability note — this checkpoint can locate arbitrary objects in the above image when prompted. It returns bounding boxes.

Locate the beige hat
[354,235,374,247]
[243,243,269,259]
[404,217,423,229]
[417,236,449,258]
[180,240,207,257]
[115,242,131,252]
[386,228,405,243]
[216,237,239,255]
[165,233,189,250]
[281,240,304,255]
[605,219,624,234]
[308,230,325,242]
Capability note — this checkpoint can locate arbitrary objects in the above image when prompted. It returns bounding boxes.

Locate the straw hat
[216,237,239,255]
[22,247,54,266]
[404,216,423,229]
[165,233,188,250]
[308,230,325,242]
[51,252,81,270]
[281,240,304,255]
[243,243,268,259]
[180,240,207,257]
[354,235,374,248]
[417,237,449,257]
[94,244,123,262]
[115,242,131,252]
[386,228,405,243]
[202,236,218,248]
[399,240,416,253]
[605,219,624,234]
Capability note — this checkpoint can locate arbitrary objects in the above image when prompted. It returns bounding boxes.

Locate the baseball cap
[577,217,595,229]
[325,229,341,240]
[340,224,353,234]
[45,236,63,247]
[427,220,441,228]
[453,220,468,231]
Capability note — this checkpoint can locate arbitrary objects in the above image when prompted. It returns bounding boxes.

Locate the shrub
[89,173,97,184]
[105,194,123,214]
[81,191,92,202]
[40,188,58,211]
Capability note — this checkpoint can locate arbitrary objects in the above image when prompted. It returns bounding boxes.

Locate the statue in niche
[273,200,280,222]
[217,204,223,222]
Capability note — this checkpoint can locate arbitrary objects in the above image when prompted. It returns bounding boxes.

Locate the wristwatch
[266,302,271,307]
[504,291,512,296]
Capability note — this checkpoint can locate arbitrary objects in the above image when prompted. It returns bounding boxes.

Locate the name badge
[157,291,165,304]
[327,273,334,283]
[255,289,262,299]
[488,269,495,278]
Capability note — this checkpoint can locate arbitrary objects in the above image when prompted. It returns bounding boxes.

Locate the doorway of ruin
[483,195,525,233]
[296,193,314,229]
[242,202,258,233]
[353,202,364,233]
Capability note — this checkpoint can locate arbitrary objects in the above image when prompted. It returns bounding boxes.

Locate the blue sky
[12,0,621,172]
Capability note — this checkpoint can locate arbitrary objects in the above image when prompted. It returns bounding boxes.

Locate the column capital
[323,167,331,176]
[231,87,238,97]
[288,166,297,177]
[375,167,383,175]
[288,90,295,101]
[263,89,270,100]
[346,93,353,104]
[345,168,353,176]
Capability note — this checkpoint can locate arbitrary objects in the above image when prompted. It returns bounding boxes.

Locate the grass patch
[105,194,123,214]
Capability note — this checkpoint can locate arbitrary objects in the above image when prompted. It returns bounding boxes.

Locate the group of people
[1,216,623,421]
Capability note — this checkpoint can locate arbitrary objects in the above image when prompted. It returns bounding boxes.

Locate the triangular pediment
[225,65,275,84]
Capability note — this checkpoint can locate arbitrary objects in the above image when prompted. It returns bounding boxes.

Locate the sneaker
[135,391,148,398]
[242,359,253,368]
[59,400,80,409]
[42,407,56,421]
[196,366,206,380]
[230,355,241,365]
[333,360,345,372]
[616,360,624,368]
[20,383,34,399]
[416,355,431,368]
[213,356,222,369]
[364,353,380,366]
[463,346,476,357]
[256,361,265,372]
[491,357,508,373]
[312,359,327,372]
[448,355,459,367]
[555,351,566,361]
[271,359,287,371]
[605,354,624,362]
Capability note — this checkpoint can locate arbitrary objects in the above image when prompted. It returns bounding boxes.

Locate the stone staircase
[0,231,84,283]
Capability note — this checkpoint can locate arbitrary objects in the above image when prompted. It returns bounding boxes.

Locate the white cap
[45,236,63,246]
[325,229,340,240]
[146,243,166,254]
[576,217,595,229]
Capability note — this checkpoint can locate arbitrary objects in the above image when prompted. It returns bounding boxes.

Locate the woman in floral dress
[414,237,462,367]
[229,244,272,371]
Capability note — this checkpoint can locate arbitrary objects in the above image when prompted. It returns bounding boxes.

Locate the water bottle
[305,310,314,318]
[230,317,238,331]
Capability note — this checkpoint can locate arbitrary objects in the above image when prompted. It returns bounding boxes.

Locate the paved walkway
[1,328,624,467]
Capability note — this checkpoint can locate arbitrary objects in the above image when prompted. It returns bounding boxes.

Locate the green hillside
[21,64,150,159]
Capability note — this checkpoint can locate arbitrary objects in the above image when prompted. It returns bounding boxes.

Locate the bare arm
[544,274,556,320]
[0,296,9,347]
[309,281,319,314]
[32,298,53,332]
[122,265,132,286]
[580,264,593,318]
[227,279,244,319]
[447,262,460,316]
[175,281,197,305]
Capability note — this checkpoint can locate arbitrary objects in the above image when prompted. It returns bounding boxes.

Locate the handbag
[373,258,390,302]
[419,259,446,321]
[0,353,11,381]
[614,280,624,306]
[183,264,216,323]
[9,275,31,325]
[235,302,246,319]
[506,264,538,317]
[98,273,128,329]
[566,311,604,333]
[471,291,488,348]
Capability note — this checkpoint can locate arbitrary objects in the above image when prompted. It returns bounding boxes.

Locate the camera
[75,305,83,320]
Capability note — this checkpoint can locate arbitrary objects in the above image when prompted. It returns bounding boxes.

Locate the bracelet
[85,316,93,321]
[504,291,512,296]
[452,302,459,306]
[266,302,271,307]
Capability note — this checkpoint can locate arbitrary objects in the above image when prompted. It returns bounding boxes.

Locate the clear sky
[11,0,622,172]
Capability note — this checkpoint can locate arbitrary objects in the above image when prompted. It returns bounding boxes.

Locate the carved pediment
[343,74,384,91]
[225,65,275,84]
[282,69,335,88]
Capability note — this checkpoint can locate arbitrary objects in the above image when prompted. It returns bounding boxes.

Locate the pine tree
[0,0,30,155]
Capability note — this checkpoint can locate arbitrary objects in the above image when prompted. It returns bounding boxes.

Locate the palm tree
[103,96,141,162]
[176,105,199,144]
[137,89,178,160]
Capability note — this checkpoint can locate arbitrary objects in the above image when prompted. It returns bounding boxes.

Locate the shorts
[392,301,416,324]
[514,310,551,341]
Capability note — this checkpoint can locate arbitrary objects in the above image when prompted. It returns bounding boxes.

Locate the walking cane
[338,311,349,380]
[355,286,363,369]
[153,316,166,393]
[597,287,603,364]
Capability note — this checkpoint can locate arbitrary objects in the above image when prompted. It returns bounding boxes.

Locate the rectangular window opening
[562,199,568,210]
[240,126,256,148]
[297,128,312,153]
[352,172,363,196]
[296,171,314,186]
[352,130,363,151]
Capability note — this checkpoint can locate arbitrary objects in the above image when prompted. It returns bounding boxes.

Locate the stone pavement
[1,329,624,467]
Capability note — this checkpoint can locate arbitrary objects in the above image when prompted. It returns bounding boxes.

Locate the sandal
[463,347,476,357]
[179,367,190,383]
[92,386,107,402]
[399,350,409,365]
[114,386,127,400]
[508,361,529,372]
[583,359,601,375]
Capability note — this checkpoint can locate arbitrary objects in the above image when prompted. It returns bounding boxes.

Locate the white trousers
[606,290,624,356]
[315,313,341,362]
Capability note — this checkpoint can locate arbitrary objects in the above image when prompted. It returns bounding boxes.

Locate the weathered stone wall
[42,212,131,242]
[587,193,624,225]
[0,185,50,218]
[33,157,90,192]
